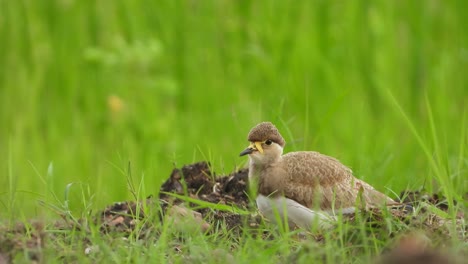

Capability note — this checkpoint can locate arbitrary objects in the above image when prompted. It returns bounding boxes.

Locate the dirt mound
[159,161,250,208]
[98,162,254,235]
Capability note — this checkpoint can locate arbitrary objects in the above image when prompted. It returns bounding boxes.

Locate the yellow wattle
[254,141,264,154]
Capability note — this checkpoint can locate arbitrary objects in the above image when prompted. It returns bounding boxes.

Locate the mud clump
[160,161,250,208]
[161,162,215,196]
[99,162,254,236]
[159,162,255,232]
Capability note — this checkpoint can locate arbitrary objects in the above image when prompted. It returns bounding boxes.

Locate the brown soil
[97,162,257,237]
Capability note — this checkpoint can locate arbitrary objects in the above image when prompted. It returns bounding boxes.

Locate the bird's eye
[265,140,273,145]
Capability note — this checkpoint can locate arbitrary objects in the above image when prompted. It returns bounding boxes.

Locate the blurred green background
[0,0,466,219]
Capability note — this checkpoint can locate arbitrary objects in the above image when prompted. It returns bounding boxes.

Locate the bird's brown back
[258,151,395,210]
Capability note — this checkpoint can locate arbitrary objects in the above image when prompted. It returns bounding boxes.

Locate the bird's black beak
[239,147,254,156]
[239,142,263,156]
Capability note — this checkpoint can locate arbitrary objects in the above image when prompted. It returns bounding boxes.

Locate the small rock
[165,204,211,233]
[378,232,456,264]
[84,245,100,255]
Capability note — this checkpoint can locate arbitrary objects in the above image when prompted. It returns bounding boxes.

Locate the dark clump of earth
[0,161,465,263]
[160,161,250,208]
[98,161,258,238]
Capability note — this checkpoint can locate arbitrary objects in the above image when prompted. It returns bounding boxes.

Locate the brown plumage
[259,151,395,210]
[247,121,286,147]
[240,122,395,229]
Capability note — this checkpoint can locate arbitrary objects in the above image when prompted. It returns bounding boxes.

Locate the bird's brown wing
[279,151,394,210]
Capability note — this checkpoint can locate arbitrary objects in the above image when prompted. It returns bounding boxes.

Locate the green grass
[0,0,466,263]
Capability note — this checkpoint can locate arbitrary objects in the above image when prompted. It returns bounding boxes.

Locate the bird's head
[239,122,285,164]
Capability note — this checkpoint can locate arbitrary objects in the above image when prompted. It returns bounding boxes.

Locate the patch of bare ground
[0,221,45,263]
[0,161,465,262]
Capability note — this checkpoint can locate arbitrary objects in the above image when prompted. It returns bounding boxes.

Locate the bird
[239,122,396,230]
